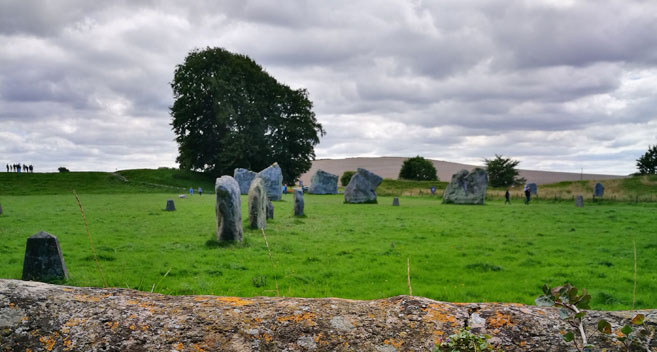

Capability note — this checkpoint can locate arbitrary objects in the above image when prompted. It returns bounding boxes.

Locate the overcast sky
[1,0,656,175]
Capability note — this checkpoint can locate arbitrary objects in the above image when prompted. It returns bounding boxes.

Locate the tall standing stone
[576,195,584,207]
[442,169,488,205]
[22,231,69,282]
[344,168,383,204]
[528,183,538,196]
[234,168,257,195]
[215,176,243,242]
[248,177,267,229]
[294,188,304,216]
[266,199,274,219]
[308,169,338,194]
[165,199,175,211]
[594,183,604,197]
[257,163,283,201]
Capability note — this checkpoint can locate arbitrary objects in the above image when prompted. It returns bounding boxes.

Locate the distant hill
[299,157,625,185]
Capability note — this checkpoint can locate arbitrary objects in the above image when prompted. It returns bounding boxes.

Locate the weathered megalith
[392,197,400,206]
[165,199,175,211]
[576,195,584,207]
[442,168,488,205]
[234,168,257,195]
[528,183,538,196]
[248,177,267,230]
[215,176,243,242]
[294,188,304,216]
[266,198,274,219]
[344,168,383,204]
[308,169,338,194]
[2,279,656,351]
[22,231,69,282]
[594,182,605,197]
[257,163,283,201]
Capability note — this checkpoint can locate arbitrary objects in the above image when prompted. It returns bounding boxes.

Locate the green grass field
[1,170,656,311]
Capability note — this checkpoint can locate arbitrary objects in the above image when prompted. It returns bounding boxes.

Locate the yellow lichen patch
[125,299,139,305]
[9,303,14,308]
[431,330,445,345]
[215,297,253,307]
[73,294,101,303]
[129,324,136,331]
[384,338,403,349]
[64,318,87,327]
[39,335,56,351]
[172,342,184,351]
[62,288,73,292]
[63,339,72,351]
[314,333,324,343]
[192,344,206,352]
[275,312,316,327]
[106,321,119,331]
[22,316,28,321]
[486,311,516,329]
[193,296,210,302]
[27,349,32,352]
[422,304,459,327]
[141,325,149,331]
[128,314,137,319]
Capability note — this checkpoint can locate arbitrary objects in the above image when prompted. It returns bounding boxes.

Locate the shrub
[58,167,70,173]
[399,156,438,181]
[341,171,355,186]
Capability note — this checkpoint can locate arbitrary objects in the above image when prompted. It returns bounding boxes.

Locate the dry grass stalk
[73,190,108,288]
[633,239,637,310]
[261,228,280,297]
[152,267,171,293]
[407,257,412,296]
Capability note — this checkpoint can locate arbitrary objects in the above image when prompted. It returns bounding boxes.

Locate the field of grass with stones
[1,169,656,311]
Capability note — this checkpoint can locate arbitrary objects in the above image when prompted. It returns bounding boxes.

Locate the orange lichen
[63,339,72,351]
[384,338,403,349]
[275,312,316,327]
[262,333,274,342]
[39,335,56,351]
[431,330,445,345]
[486,312,516,329]
[129,324,135,331]
[141,325,149,331]
[9,303,14,308]
[215,297,253,307]
[73,294,101,303]
[64,318,87,327]
[106,321,119,331]
[192,344,206,352]
[193,296,210,302]
[172,342,184,351]
[422,304,459,327]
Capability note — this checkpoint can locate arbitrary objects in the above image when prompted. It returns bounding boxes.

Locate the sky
[1,0,656,175]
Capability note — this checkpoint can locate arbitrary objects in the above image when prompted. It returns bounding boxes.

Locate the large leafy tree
[484,154,526,187]
[170,47,325,183]
[398,156,438,181]
[636,145,657,174]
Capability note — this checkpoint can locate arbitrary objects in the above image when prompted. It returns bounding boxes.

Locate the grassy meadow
[1,170,656,311]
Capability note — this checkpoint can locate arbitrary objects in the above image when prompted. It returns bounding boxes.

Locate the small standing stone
[576,195,584,207]
[22,231,69,282]
[594,183,604,197]
[266,199,274,219]
[294,188,304,216]
[392,197,400,206]
[248,177,267,229]
[165,199,176,211]
[215,176,243,242]
[0,203,3,215]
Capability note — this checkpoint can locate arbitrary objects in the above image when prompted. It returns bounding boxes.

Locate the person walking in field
[5,164,8,172]
[524,184,531,205]
[189,187,193,196]
[505,188,511,204]
[198,187,202,196]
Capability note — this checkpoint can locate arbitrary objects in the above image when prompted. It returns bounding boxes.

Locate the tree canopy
[398,156,438,181]
[484,154,526,187]
[170,47,325,183]
[636,145,657,174]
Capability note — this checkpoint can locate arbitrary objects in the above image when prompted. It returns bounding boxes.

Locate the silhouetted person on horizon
[5,164,8,172]
[524,184,531,205]
[16,164,21,173]
[505,189,510,204]
[29,165,33,173]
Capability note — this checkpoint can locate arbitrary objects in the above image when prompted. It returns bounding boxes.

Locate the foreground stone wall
[0,279,654,351]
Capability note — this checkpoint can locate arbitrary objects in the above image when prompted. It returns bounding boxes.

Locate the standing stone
[576,195,584,207]
[0,203,2,215]
[392,197,400,206]
[165,199,175,211]
[528,183,538,196]
[22,231,69,282]
[594,183,604,197]
[294,188,304,216]
[248,177,267,229]
[257,163,283,201]
[308,169,338,194]
[442,169,488,205]
[266,199,274,219]
[344,168,383,204]
[234,168,257,195]
[215,176,243,242]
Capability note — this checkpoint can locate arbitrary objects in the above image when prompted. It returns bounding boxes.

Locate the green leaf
[542,283,550,295]
[621,325,633,335]
[632,314,645,325]
[535,295,555,307]
[575,311,586,320]
[597,319,612,334]
[563,331,575,342]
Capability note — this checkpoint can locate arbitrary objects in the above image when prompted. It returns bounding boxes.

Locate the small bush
[341,171,355,186]
[399,156,438,181]
[58,167,70,173]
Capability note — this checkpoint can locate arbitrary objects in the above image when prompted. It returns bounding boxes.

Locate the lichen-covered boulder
[234,168,257,195]
[256,163,283,201]
[344,168,383,204]
[442,168,488,205]
[294,188,304,216]
[248,177,267,230]
[309,169,338,194]
[215,176,243,242]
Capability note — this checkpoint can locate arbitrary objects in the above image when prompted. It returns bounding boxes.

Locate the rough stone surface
[595,182,605,197]
[21,231,69,282]
[576,195,584,207]
[392,197,400,206]
[165,199,175,211]
[344,168,383,204]
[215,176,243,242]
[528,183,538,195]
[266,199,274,219]
[294,188,304,216]
[1,279,655,351]
[256,163,283,201]
[308,169,338,194]
[234,168,257,195]
[247,177,267,230]
[442,168,488,205]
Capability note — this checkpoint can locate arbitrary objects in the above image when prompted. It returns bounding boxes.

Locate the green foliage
[399,156,438,181]
[340,171,355,186]
[435,327,497,352]
[170,47,325,183]
[636,145,657,175]
[58,167,70,173]
[377,178,447,196]
[484,154,525,188]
